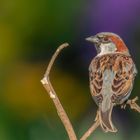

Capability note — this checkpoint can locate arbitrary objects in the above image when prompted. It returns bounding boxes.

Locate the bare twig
[41,43,101,140]
[126,96,140,113]
[41,43,77,140]
[80,111,100,140]
[80,120,99,140]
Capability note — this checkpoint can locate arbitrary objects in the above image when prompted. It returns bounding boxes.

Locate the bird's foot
[121,103,127,109]
[121,96,140,113]
[121,100,128,109]
[126,96,140,113]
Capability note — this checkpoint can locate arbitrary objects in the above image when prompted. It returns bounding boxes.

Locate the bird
[86,32,137,132]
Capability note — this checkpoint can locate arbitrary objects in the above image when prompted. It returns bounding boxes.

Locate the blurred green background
[0,0,140,140]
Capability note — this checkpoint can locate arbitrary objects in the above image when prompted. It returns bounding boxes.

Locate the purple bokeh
[90,0,140,34]
[81,0,140,65]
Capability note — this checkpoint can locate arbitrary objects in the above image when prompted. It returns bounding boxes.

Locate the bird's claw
[121,96,140,113]
[121,97,139,110]
[121,104,127,109]
[127,96,138,107]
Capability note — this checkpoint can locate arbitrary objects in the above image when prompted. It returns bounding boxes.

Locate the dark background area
[0,0,140,139]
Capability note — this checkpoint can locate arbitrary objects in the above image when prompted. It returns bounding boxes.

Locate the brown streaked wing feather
[89,58,103,96]
[89,55,110,97]
[112,55,136,100]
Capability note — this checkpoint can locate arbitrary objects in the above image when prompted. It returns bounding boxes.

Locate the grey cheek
[108,46,116,52]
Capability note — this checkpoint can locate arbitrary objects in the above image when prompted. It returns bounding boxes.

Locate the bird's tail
[99,101,117,132]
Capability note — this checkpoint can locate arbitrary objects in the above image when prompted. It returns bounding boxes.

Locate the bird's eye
[103,37,109,42]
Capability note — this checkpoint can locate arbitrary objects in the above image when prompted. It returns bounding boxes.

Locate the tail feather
[99,104,117,132]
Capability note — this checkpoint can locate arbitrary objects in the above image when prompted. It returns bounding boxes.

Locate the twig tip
[59,42,70,49]
[63,42,70,47]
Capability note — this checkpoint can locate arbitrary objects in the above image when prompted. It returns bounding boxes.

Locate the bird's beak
[86,36,101,53]
[86,36,100,44]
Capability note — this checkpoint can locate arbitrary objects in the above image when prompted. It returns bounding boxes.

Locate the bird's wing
[111,54,137,104]
[89,55,106,103]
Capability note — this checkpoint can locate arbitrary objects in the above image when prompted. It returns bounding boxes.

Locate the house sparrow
[86,32,137,132]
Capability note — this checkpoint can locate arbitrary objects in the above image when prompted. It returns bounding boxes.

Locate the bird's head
[86,32,129,55]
